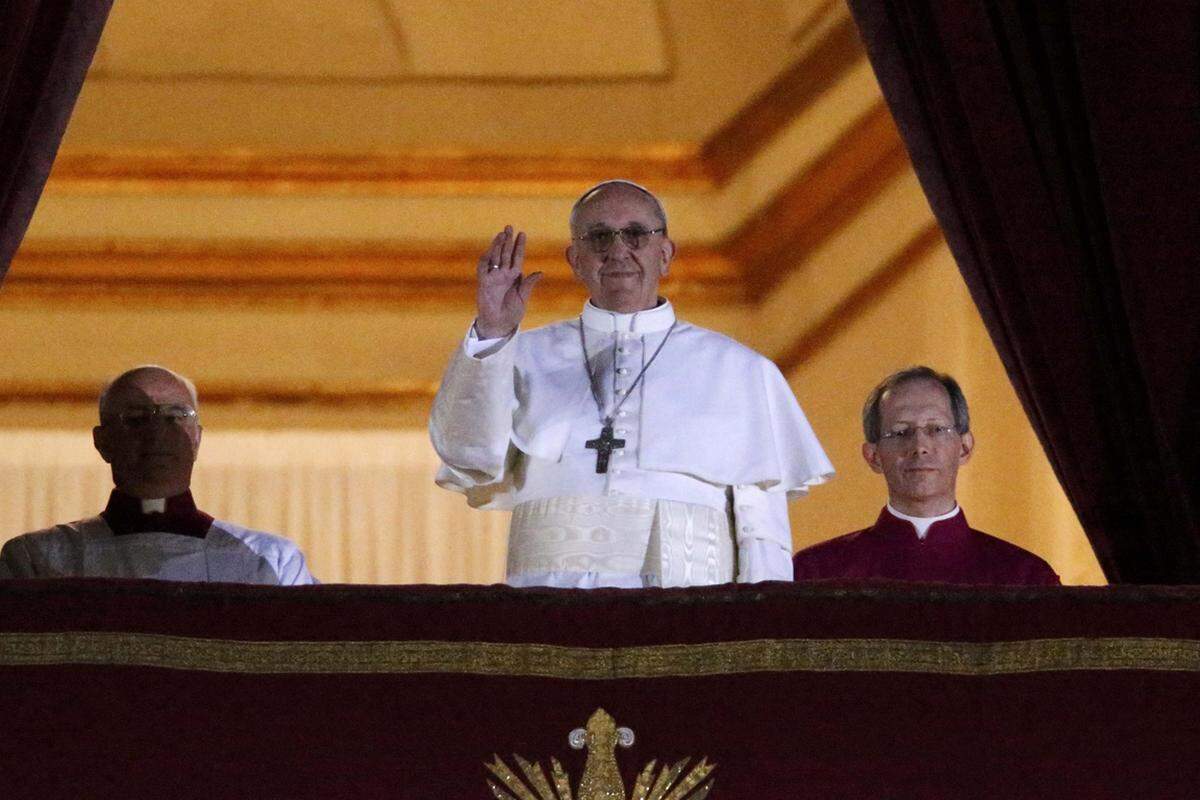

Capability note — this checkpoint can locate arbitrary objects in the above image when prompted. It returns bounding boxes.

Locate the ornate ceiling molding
[0,380,437,407]
[5,242,742,309]
[701,15,863,185]
[45,146,712,195]
[47,16,865,196]
[5,10,935,408]
[13,97,907,311]
[723,103,910,299]
[774,223,944,374]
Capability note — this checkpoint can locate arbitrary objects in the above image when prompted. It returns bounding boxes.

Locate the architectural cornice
[0,380,437,407]
[5,242,742,309]
[45,17,866,196]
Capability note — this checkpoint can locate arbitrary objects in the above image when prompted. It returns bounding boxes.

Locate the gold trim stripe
[775,224,944,373]
[2,632,1198,677]
[46,147,712,195]
[5,243,741,310]
[0,381,437,407]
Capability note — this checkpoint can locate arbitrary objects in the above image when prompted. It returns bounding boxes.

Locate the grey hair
[98,365,200,421]
[861,366,970,443]
[568,179,668,235]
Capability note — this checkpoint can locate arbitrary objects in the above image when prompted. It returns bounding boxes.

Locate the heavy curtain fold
[848,1,1200,582]
[0,0,111,278]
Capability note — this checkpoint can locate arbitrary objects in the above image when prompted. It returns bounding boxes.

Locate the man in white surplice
[430,180,834,588]
[0,365,316,584]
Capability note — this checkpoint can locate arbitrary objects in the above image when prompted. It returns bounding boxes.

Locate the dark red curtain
[0,0,111,279]
[847,1,1200,583]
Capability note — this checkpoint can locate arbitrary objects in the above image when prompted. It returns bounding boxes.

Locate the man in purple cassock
[793,366,1059,586]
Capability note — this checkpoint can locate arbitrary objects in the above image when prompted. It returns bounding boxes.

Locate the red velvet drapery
[0,0,111,278]
[847,1,1200,583]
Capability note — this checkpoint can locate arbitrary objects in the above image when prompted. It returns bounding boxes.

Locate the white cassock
[430,300,834,588]
[0,517,317,585]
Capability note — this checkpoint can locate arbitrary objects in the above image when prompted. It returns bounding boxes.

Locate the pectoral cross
[585,424,625,474]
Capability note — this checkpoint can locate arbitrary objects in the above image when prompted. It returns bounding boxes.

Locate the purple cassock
[793,507,1060,586]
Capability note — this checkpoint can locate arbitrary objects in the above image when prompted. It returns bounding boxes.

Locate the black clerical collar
[100,489,214,538]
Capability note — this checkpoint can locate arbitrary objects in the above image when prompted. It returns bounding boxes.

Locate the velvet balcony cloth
[1,579,1200,798]
[846,1,1200,582]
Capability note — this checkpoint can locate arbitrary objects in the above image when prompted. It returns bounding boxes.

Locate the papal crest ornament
[486,708,716,800]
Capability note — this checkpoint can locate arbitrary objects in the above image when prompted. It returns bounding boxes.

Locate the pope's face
[93,369,202,499]
[566,186,674,313]
[862,378,973,516]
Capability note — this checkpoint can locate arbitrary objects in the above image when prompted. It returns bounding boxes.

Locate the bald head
[99,366,199,422]
[94,365,202,499]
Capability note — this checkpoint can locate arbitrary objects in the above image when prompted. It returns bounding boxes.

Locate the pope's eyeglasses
[106,404,198,429]
[574,225,665,254]
[878,424,958,445]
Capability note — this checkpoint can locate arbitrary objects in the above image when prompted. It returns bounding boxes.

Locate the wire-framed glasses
[878,423,958,445]
[107,404,198,429]
[574,225,665,253]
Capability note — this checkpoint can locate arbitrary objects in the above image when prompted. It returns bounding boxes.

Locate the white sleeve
[731,484,794,583]
[463,321,513,359]
[429,325,520,488]
[275,545,318,586]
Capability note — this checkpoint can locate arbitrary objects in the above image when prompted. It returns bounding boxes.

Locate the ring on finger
[488,263,501,271]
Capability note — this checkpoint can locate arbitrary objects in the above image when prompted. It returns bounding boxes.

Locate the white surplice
[430,300,834,588]
[0,517,317,585]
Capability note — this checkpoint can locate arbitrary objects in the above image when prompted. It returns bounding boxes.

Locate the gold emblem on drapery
[486,708,715,800]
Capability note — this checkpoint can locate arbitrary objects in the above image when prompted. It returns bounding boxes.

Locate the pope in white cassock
[430,180,834,588]
[0,365,316,584]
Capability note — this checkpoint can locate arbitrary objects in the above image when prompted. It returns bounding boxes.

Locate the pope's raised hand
[475,225,542,339]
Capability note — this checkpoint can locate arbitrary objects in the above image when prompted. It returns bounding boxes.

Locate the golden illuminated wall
[0,1,1107,585]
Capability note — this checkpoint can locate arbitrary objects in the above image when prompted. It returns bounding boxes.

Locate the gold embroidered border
[1,633,1198,677]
